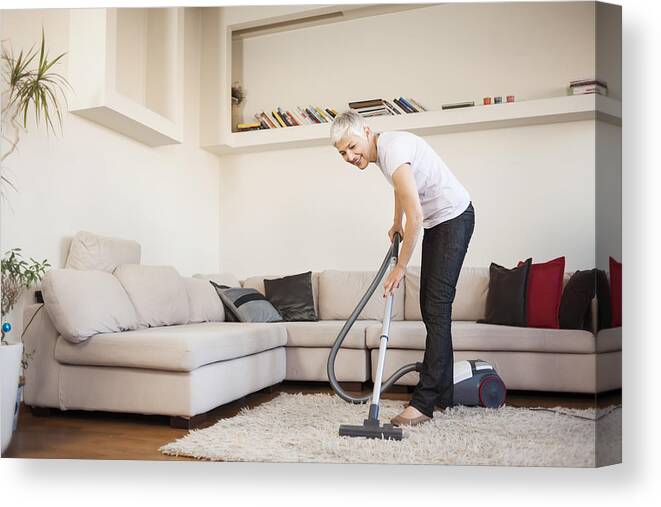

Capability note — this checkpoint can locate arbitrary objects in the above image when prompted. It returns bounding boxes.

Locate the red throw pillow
[518,256,566,328]
[609,257,622,327]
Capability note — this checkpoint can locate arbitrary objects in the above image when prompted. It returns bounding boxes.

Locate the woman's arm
[383,163,423,296]
[388,189,404,241]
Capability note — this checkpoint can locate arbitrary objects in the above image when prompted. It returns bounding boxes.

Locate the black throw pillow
[559,270,594,330]
[477,259,531,327]
[264,271,318,322]
[558,269,612,331]
[595,269,612,331]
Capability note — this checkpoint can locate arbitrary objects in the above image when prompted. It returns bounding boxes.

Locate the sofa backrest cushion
[41,269,139,343]
[114,264,189,327]
[193,273,242,288]
[405,266,489,321]
[184,277,225,323]
[65,231,141,272]
[243,272,320,317]
[318,270,405,321]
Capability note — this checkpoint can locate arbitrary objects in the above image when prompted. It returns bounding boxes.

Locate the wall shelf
[203,94,621,155]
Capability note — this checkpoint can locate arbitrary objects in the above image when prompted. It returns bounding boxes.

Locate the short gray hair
[330,110,367,145]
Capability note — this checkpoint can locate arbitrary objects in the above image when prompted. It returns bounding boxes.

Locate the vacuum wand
[335,238,405,440]
[338,287,403,440]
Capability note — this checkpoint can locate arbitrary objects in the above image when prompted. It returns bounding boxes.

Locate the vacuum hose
[327,233,422,404]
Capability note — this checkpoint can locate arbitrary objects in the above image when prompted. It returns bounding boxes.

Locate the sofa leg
[258,385,274,394]
[30,406,52,417]
[170,414,206,430]
[338,382,363,392]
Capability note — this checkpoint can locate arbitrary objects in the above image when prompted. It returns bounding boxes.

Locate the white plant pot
[2,298,25,343]
[1,343,23,455]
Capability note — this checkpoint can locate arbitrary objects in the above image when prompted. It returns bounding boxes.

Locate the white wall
[235,3,608,117]
[218,2,614,279]
[220,120,596,279]
[0,8,221,276]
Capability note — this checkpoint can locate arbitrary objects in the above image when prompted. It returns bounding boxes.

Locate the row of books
[238,106,338,131]
[349,97,426,117]
[568,78,608,96]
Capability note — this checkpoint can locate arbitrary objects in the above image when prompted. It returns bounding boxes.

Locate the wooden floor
[3,382,621,461]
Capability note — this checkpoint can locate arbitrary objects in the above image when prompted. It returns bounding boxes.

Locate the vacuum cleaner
[327,233,506,440]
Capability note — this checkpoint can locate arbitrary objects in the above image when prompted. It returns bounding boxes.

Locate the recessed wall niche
[68,8,184,146]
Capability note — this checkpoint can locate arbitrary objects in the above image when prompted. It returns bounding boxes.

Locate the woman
[330,110,475,427]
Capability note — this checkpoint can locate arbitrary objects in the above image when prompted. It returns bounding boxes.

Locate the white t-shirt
[376,131,471,229]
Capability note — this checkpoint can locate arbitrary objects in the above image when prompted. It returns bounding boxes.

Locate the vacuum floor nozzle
[339,419,403,440]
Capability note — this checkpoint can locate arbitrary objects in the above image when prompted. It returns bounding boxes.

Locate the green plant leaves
[1,248,51,316]
[1,27,71,134]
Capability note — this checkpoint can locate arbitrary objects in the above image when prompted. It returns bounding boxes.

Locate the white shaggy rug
[160,393,621,467]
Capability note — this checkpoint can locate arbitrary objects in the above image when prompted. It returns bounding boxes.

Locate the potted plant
[0,30,66,455]
[231,81,245,132]
[1,249,50,454]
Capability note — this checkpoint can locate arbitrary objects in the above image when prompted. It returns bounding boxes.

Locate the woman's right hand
[388,223,404,242]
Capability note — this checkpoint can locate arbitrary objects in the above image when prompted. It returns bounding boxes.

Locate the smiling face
[335,129,373,170]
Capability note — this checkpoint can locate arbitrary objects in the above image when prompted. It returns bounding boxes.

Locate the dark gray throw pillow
[210,281,282,323]
[477,259,532,327]
[264,271,318,322]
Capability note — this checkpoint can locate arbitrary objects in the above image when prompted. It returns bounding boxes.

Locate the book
[442,101,475,110]
[291,109,306,125]
[280,110,292,127]
[305,107,321,123]
[570,78,607,88]
[383,100,402,115]
[353,106,390,115]
[398,97,418,112]
[362,110,391,117]
[277,108,292,127]
[408,98,427,111]
[349,99,384,109]
[325,108,337,119]
[272,111,287,128]
[394,98,413,113]
[297,106,312,124]
[314,106,330,122]
[257,112,277,129]
[237,122,261,132]
[285,111,300,127]
[570,84,608,95]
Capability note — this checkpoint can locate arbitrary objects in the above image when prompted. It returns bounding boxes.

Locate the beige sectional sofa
[22,232,621,427]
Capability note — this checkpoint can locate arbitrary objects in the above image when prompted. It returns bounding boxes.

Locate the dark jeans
[409,202,475,417]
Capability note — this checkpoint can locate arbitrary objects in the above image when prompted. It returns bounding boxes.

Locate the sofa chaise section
[23,241,289,425]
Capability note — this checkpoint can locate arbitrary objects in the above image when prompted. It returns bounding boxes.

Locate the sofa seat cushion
[283,320,377,349]
[54,322,287,372]
[365,321,603,353]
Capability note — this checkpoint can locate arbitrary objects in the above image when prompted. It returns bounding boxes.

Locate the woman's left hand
[383,265,406,298]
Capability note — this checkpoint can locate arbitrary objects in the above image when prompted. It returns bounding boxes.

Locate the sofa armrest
[22,303,62,408]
